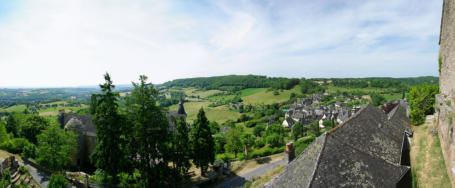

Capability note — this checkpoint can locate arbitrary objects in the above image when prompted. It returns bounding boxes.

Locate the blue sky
[0,0,443,87]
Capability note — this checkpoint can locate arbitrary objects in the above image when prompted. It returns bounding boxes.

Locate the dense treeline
[162,75,438,92]
[162,75,302,91]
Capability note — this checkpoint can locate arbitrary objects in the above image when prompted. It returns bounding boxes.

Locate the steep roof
[265,104,410,188]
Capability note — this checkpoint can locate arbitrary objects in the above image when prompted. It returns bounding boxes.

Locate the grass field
[38,105,88,116]
[169,101,241,123]
[410,115,451,188]
[0,105,27,113]
[242,86,300,105]
[182,88,223,99]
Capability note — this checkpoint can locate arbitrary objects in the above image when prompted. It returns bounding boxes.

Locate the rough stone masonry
[436,0,455,186]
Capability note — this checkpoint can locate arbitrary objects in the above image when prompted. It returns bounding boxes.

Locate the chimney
[285,142,295,163]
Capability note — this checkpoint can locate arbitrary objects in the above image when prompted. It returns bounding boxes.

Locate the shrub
[49,174,69,188]
[253,125,265,137]
[409,84,439,125]
[249,146,284,159]
[18,166,29,175]
[21,144,38,159]
[266,134,284,148]
[0,138,33,154]
[245,120,258,128]
[254,139,265,148]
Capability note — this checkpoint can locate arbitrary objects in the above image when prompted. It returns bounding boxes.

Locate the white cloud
[0,0,443,87]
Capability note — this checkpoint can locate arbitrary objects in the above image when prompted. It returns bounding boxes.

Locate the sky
[0,0,443,87]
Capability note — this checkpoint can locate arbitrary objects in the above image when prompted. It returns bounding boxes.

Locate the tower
[177,96,186,115]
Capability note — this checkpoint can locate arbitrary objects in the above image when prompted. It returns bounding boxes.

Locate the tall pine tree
[90,73,130,184]
[171,117,191,181]
[190,108,215,175]
[125,75,171,186]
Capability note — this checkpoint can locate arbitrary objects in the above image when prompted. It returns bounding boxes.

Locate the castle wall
[437,0,455,186]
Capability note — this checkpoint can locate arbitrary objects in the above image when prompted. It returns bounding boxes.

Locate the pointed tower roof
[177,96,186,115]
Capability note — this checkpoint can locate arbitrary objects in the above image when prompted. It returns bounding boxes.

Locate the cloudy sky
[0,0,443,87]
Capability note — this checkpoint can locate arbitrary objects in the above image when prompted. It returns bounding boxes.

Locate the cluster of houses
[282,94,362,129]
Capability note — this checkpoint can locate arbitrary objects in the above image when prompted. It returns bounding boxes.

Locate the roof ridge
[308,134,328,188]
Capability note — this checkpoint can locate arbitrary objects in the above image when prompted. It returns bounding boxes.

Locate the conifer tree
[172,117,191,180]
[191,108,215,175]
[90,73,130,184]
[125,75,171,186]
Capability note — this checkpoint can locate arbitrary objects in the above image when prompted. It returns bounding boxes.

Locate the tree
[20,115,49,144]
[209,121,220,135]
[49,174,69,188]
[125,75,171,186]
[253,124,265,137]
[214,133,226,154]
[0,122,9,144]
[242,133,255,159]
[310,120,320,136]
[292,123,303,141]
[6,115,17,137]
[36,127,77,171]
[370,92,386,106]
[190,108,215,175]
[224,125,243,159]
[409,84,439,125]
[90,73,130,184]
[172,117,191,179]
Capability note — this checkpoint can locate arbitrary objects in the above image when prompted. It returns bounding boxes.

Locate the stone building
[436,0,455,185]
[265,103,412,187]
[58,110,97,170]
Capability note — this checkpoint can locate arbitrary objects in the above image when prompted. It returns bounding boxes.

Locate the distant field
[38,105,87,116]
[183,88,223,99]
[0,105,27,113]
[169,101,241,123]
[242,86,300,105]
[240,88,268,97]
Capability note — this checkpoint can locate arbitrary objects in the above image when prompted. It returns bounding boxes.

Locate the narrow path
[22,161,50,188]
[216,159,286,188]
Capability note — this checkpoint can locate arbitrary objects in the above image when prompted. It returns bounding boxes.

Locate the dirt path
[410,115,451,188]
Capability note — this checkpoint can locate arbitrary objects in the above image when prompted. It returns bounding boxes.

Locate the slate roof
[264,104,411,188]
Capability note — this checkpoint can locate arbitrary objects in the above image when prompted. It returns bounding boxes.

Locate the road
[216,159,286,188]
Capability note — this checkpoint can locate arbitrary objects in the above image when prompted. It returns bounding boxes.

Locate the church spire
[177,96,186,115]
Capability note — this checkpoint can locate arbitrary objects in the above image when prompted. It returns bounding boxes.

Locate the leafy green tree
[214,133,226,154]
[224,125,243,159]
[242,133,255,159]
[124,75,171,186]
[191,108,215,175]
[20,115,49,144]
[6,115,17,137]
[409,84,439,125]
[370,92,386,106]
[49,174,69,188]
[266,133,284,148]
[91,73,130,184]
[37,127,77,171]
[253,124,265,137]
[209,121,220,135]
[0,122,9,144]
[292,123,303,141]
[172,117,191,179]
[22,144,38,159]
[310,120,320,136]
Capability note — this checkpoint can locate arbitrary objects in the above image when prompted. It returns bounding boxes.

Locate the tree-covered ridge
[162,75,438,91]
[162,75,301,91]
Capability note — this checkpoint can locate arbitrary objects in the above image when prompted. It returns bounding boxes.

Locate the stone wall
[437,0,455,186]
